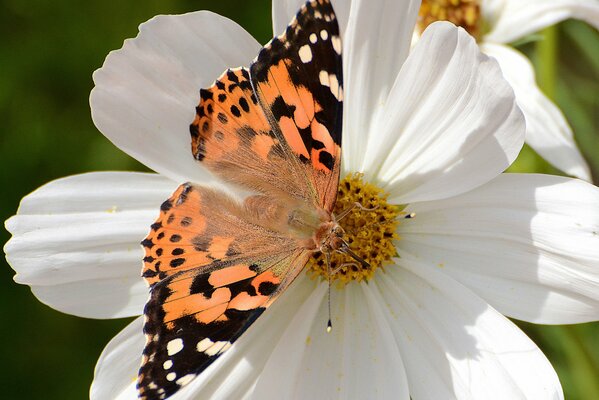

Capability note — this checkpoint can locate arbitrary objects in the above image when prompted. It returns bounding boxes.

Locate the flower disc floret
[308,173,401,285]
[418,0,481,39]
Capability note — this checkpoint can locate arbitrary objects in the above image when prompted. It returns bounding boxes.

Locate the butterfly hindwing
[250,0,343,211]
[138,251,309,400]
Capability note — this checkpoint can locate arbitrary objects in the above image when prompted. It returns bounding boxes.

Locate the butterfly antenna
[325,251,333,333]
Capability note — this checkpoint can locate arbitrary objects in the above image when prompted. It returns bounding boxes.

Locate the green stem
[536,25,558,100]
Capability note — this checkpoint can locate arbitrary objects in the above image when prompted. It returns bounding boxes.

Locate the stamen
[307,173,401,286]
[417,0,481,40]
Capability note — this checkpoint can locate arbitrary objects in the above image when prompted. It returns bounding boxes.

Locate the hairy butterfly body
[138,1,348,398]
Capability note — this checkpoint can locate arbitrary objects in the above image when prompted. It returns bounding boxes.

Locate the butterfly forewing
[250,0,343,211]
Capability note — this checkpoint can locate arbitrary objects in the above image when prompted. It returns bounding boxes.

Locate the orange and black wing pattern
[138,184,310,399]
[190,67,313,202]
[250,0,343,212]
[139,1,343,398]
[191,0,343,211]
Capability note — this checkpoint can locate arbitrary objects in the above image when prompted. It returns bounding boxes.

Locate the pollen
[307,173,401,286]
[417,0,481,40]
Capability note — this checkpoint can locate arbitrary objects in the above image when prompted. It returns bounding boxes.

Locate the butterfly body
[137,1,346,399]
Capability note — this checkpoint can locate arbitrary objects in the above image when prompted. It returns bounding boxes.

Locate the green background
[0,1,597,398]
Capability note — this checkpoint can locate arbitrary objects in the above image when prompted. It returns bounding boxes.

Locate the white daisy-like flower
[416,0,599,181]
[5,0,599,399]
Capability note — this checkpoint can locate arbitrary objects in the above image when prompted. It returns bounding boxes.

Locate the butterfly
[136,1,362,398]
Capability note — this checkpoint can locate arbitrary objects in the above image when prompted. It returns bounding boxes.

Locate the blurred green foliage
[0,1,597,399]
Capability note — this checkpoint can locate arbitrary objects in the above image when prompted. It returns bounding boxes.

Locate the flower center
[417,0,481,40]
[307,173,401,285]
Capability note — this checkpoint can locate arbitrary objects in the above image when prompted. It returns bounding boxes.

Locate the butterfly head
[316,221,345,253]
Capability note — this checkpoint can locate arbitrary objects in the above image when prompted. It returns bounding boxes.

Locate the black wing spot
[160,200,173,212]
[258,281,278,296]
[230,105,241,117]
[199,89,213,101]
[227,70,240,83]
[239,97,250,113]
[318,151,334,170]
[271,96,295,120]
[170,234,182,243]
[169,258,185,268]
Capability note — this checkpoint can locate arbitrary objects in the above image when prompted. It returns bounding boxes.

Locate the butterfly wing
[190,0,343,212]
[250,0,343,212]
[138,184,310,399]
[139,1,343,398]
[190,67,314,203]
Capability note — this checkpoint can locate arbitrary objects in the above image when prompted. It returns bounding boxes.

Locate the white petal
[90,317,145,400]
[90,275,317,400]
[90,12,261,183]
[254,281,409,400]
[342,0,421,173]
[370,23,524,204]
[377,263,564,399]
[399,173,599,324]
[4,172,177,318]
[484,0,599,44]
[482,43,591,181]
[272,0,304,36]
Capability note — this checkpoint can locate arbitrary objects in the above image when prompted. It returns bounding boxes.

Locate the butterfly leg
[335,202,379,221]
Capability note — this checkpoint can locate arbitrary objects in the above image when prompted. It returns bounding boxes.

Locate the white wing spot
[329,74,342,101]
[196,338,214,353]
[310,33,318,43]
[320,30,329,40]
[332,36,341,55]
[314,11,323,18]
[163,360,173,370]
[166,372,177,382]
[205,341,231,357]
[319,70,330,87]
[176,374,196,387]
[320,71,343,101]
[166,338,184,356]
[299,44,313,63]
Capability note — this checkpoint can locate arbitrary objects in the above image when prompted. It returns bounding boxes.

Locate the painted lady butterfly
[137,1,355,398]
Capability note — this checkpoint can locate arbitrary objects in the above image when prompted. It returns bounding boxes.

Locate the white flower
[5,0,599,399]
[416,0,599,181]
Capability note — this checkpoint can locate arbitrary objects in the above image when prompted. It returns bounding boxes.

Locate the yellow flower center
[417,0,481,39]
[307,173,402,286]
